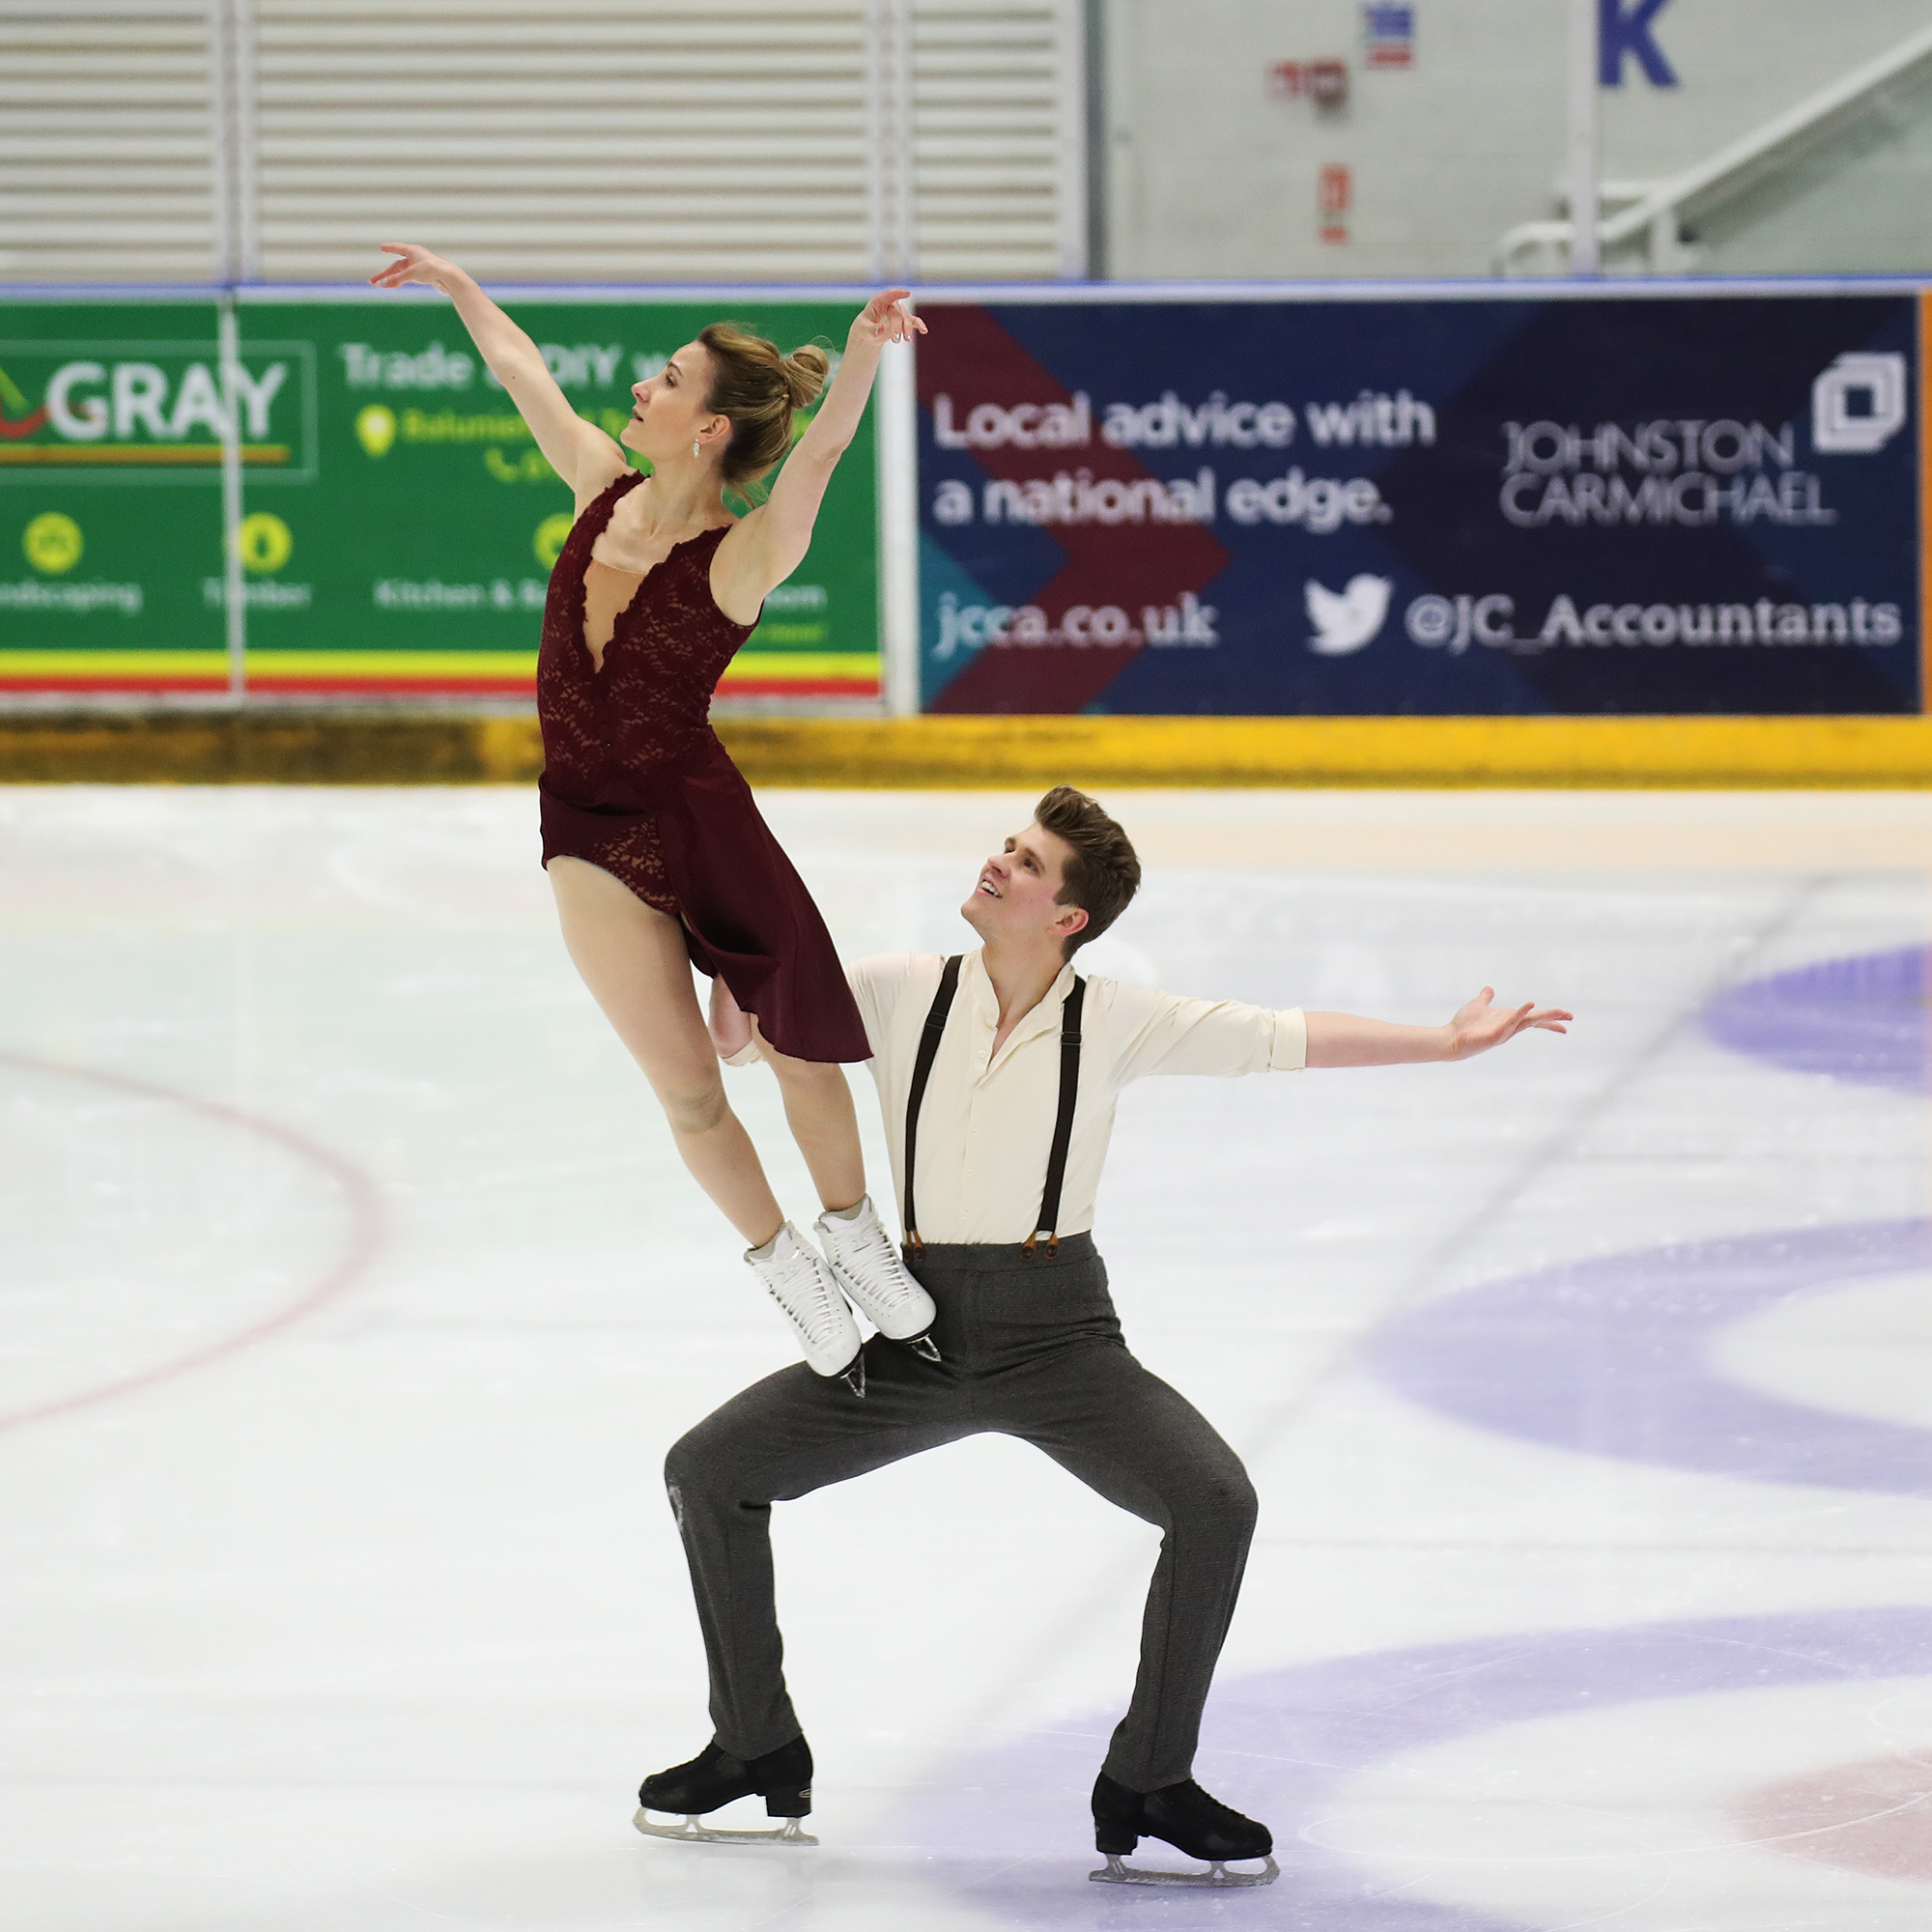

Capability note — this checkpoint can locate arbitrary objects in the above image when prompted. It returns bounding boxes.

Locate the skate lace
[825,1220,918,1310]
[759,1247,846,1347]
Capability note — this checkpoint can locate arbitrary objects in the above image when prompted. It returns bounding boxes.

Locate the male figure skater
[637,786,1570,1884]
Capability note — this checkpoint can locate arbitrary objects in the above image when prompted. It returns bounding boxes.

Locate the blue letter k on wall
[1599,0,1678,87]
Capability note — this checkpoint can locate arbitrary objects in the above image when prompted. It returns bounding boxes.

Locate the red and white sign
[1267,59,1349,107]
[1319,164,1352,244]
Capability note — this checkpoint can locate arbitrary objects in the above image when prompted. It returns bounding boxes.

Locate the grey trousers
[662,1235,1258,1792]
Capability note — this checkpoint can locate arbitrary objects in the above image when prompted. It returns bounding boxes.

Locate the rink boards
[8,709,1932,786]
[0,289,884,700]
[2,275,1930,729]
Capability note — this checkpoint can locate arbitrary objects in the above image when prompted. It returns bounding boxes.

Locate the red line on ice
[0,1051,385,1435]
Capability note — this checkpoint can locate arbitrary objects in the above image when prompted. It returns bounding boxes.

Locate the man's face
[961,820,1088,951]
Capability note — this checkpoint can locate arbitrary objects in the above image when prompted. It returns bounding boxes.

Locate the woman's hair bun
[698,322,835,493]
[781,344,831,410]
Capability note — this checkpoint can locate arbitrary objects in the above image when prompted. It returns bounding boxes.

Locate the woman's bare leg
[710,975,867,1212]
[548,856,783,1246]
[748,1015,865,1213]
[706,974,755,1063]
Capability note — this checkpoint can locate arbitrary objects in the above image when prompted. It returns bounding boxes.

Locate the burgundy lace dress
[537,470,869,1064]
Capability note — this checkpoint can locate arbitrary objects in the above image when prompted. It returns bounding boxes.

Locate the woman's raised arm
[716,291,923,603]
[369,244,628,503]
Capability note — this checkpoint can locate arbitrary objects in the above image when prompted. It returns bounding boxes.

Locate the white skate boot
[746,1223,866,1396]
[814,1197,941,1362]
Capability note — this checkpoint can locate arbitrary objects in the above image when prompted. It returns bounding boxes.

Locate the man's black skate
[633,1736,817,1846]
[1089,1771,1279,1887]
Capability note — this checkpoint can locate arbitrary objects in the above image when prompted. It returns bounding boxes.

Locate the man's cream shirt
[848,949,1306,1248]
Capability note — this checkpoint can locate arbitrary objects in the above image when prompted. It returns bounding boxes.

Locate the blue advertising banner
[916,291,1923,715]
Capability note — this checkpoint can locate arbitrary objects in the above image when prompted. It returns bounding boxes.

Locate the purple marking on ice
[1703,946,1929,1092]
[896,1607,1932,1929]
[1365,1218,1932,1497]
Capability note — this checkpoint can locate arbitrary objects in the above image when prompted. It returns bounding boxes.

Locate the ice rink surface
[5,783,1932,1932]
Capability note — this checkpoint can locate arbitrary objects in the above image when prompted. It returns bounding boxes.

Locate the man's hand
[1442,987,1572,1061]
[1304,993,1572,1067]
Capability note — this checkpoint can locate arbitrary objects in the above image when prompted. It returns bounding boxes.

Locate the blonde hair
[698,322,831,493]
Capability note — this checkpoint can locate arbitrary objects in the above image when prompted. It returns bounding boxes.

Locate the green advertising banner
[1,298,230,689]
[0,293,881,699]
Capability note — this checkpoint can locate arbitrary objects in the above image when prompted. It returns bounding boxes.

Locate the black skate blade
[838,1354,867,1398]
[908,1335,942,1362]
[634,1808,817,1847]
[1089,1852,1278,1888]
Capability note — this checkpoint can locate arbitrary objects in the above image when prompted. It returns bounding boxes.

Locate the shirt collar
[962,949,1078,1057]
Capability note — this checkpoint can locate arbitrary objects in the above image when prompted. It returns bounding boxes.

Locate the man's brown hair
[1036,785,1141,955]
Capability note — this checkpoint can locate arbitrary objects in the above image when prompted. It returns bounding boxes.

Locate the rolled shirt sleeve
[1103,980,1307,1083]
[1269,1004,1308,1071]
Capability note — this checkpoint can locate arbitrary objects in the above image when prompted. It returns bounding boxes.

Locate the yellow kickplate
[3,712,1932,787]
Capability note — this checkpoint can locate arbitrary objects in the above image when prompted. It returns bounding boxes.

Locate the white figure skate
[815,1196,941,1361]
[746,1223,866,1396]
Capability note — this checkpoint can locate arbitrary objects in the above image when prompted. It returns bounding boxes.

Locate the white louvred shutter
[0,0,223,284]
[253,0,881,284]
[0,0,1084,286]
[911,0,1085,282]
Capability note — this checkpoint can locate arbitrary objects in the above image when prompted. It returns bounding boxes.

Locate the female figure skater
[370,243,930,1394]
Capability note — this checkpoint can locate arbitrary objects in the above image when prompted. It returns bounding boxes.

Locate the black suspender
[1024,974,1086,1262]
[900,954,1087,1264]
[900,953,962,1261]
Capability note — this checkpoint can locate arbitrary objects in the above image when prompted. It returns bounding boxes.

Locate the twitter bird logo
[1306,575,1392,655]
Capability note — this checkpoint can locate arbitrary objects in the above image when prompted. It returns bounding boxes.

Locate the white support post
[209,0,254,701]
[208,0,235,281]
[1055,0,1089,279]
[217,294,247,702]
[876,323,921,718]
[866,0,915,279]
[207,0,259,282]
[1568,0,1600,274]
[228,0,260,280]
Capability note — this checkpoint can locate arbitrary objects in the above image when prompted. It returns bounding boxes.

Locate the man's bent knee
[1219,1466,1260,1536]
[666,1420,781,1525]
[663,1435,714,1529]
[1185,1454,1258,1542]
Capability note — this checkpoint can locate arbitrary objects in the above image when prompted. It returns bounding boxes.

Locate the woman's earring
[692,437,701,458]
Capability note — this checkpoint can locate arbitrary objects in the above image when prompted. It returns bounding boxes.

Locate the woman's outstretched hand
[1443,988,1573,1060]
[848,289,925,351]
[369,242,463,293]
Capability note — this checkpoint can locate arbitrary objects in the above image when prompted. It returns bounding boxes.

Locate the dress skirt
[540,738,869,1065]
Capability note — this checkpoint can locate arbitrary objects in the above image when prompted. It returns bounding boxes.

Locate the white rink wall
[1100,0,1932,277]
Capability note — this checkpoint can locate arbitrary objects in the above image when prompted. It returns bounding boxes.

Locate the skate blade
[634,1808,817,1847]
[1089,1852,1278,1888]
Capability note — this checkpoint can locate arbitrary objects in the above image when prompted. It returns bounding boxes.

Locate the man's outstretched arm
[1305,988,1572,1067]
